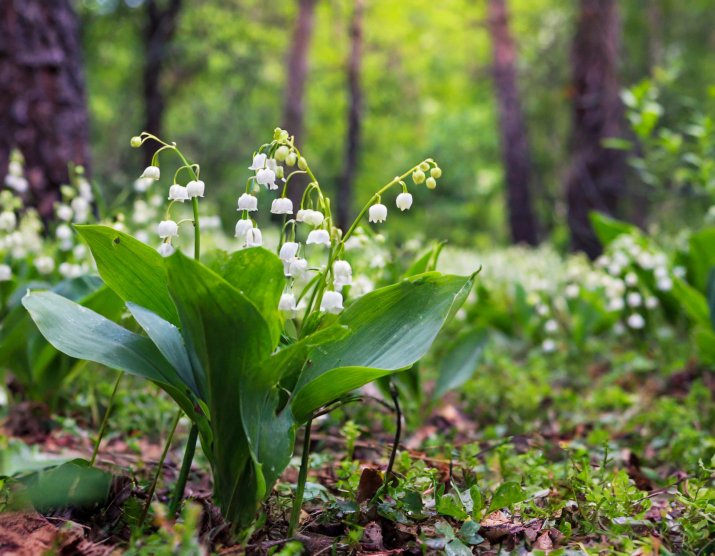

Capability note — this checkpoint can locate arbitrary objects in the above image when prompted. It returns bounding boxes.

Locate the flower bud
[430,167,442,179]
[168,184,189,202]
[307,229,331,246]
[141,166,161,180]
[234,219,253,241]
[321,290,344,314]
[275,145,290,162]
[426,177,437,190]
[158,242,175,257]
[286,152,297,167]
[368,203,387,223]
[246,227,263,247]
[130,136,143,148]
[157,220,179,238]
[396,192,413,211]
[419,162,430,172]
[412,170,426,184]
[299,209,325,227]
[279,292,297,312]
[333,260,352,290]
[186,180,205,198]
[271,197,294,215]
[237,193,258,212]
[298,157,308,170]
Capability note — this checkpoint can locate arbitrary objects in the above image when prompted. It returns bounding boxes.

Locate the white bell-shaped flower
[56,204,73,222]
[307,229,331,246]
[626,292,642,307]
[279,241,300,262]
[278,292,297,312]
[158,242,175,257]
[237,193,258,212]
[35,256,55,275]
[333,260,352,290]
[248,153,267,170]
[541,339,557,353]
[141,165,161,180]
[544,319,558,334]
[246,227,263,247]
[234,219,253,241]
[0,211,17,232]
[256,167,277,190]
[368,203,387,223]
[186,180,205,198]
[0,264,12,282]
[56,224,72,241]
[168,184,189,202]
[304,210,324,226]
[287,257,308,279]
[321,290,344,314]
[271,197,293,215]
[396,192,413,211]
[157,220,179,238]
[627,313,645,329]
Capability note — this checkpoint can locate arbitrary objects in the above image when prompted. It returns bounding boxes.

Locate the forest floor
[0,350,714,555]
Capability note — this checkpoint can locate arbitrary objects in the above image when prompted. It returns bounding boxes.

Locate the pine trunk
[0,0,91,218]
[565,0,627,258]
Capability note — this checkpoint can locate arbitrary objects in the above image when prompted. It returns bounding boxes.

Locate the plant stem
[288,419,313,536]
[168,423,198,517]
[384,380,402,486]
[138,409,181,531]
[89,372,122,466]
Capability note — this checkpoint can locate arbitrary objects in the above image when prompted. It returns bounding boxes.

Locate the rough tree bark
[337,0,364,229]
[283,0,318,207]
[142,0,183,167]
[565,0,627,258]
[487,0,539,245]
[0,0,91,218]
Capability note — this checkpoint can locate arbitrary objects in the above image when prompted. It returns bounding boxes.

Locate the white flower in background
[157,220,179,238]
[78,178,94,202]
[132,200,152,224]
[627,292,642,307]
[256,167,277,190]
[136,230,150,244]
[186,180,205,198]
[370,253,387,268]
[645,296,659,310]
[35,256,55,275]
[296,209,325,226]
[306,229,331,246]
[134,177,153,193]
[656,277,673,291]
[565,284,580,299]
[278,292,297,312]
[59,262,83,279]
[333,260,352,290]
[541,339,557,353]
[234,219,253,241]
[246,227,263,247]
[607,262,623,276]
[544,319,558,333]
[673,266,686,279]
[0,264,12,281]
[637,252,654,270]
[141,166,161,180]
[56,224,72,242]
[613,322,626,336]
[71,197,90,223]
[8,160,22,176]
[287,257,308,279]
[168,184,189,202]
[73,244,87,259]
[248,153,267,171]
[56,204,73,222]
[627,313,645,330]
[350,275,374,297]
[625,272,638,286]
[202,215,221,229]
[158,243,175,257]
[654,266,668,280]
[535,303,549,317]
[608,297,625,312]
[271,197,293,215]
[279,241,300,262]
[321,290,344,314]
[237,193,258,212]
[368,203,387,223]
[396,192,413,211]
[0,211,16,232]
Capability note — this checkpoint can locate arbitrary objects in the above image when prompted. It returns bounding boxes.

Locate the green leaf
[671,277,710,328]
[688,227,715,293]
[291,273,474,422]
[436,492,469,519]
[589,212,638,248]
[209,247,285,347]
[433,328,488,399]
[76,225,179,325]
[403,241,445,278]
[488,482,526,512]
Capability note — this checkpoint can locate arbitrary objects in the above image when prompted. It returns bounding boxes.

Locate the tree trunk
[142,0,183,167]
[0,0,91,218]
[565,0,627,258]
[337,0,364,229]
[487,0,539,245]
[283,0,317,207]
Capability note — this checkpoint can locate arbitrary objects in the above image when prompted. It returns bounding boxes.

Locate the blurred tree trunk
[142,0,183,167]
[487,0,539,245]
[0,0,91,218]
[283,0,317,207]
[565,0,627,258]
[337,0,364,229]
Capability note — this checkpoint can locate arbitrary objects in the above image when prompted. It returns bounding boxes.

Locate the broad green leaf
[688,227,715,293]
[291,272,474,422]
[671,277,710,328]
[76,225,179,325]
[403,241,445,278]
[209,248,285,347]
[487,481,526,512]
[436,492,469,520]
[695,326,715,365]
[589,212,638,248]
[433,328,488,399]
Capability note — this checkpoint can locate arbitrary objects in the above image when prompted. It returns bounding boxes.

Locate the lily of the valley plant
[23,128,475,531]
